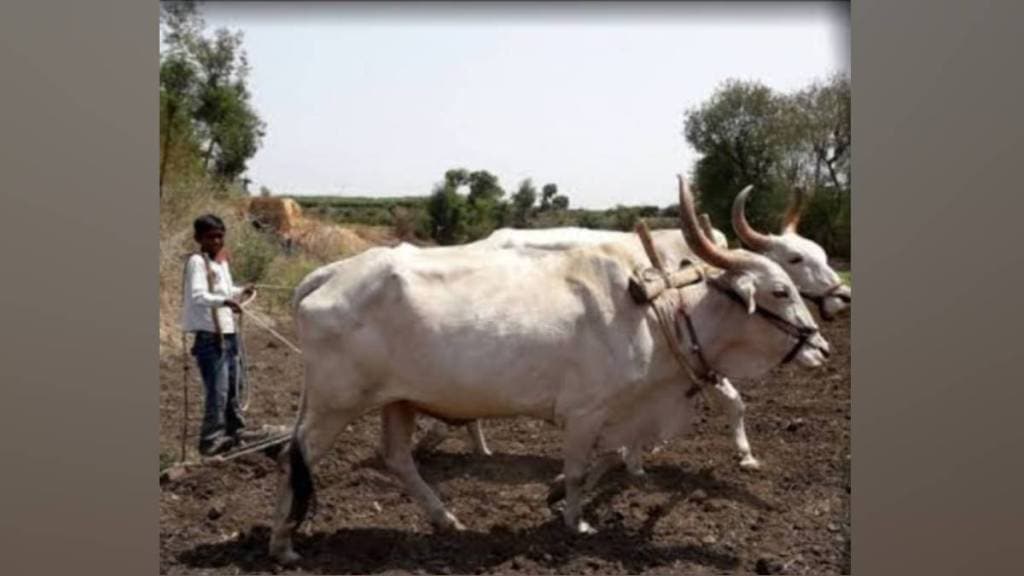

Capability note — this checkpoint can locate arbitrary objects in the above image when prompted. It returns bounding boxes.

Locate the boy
[182,214,256,456]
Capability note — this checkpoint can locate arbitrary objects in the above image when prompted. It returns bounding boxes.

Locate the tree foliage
[683,74,851,256]
[423,169,572,244]
[511,179,538,227]
[159,1,265,196]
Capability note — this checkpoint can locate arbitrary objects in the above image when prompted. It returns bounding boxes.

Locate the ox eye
[773,287,790,299]
[788,256,803,264]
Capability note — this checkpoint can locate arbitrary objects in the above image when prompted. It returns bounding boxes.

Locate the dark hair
[193,214,227,237]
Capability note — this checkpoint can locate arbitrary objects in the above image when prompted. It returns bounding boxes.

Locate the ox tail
[286,433,316,527]
[291,265,335,311]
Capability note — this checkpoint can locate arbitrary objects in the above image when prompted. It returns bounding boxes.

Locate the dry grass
[158,183,395,358]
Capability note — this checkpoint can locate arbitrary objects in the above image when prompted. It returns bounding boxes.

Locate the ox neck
[664,282,721,394]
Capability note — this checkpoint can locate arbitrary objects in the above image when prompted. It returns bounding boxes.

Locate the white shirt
[181,253,245,334]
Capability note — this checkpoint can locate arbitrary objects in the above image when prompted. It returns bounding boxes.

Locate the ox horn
[731,184,772,251]
[698,212,716,240]
[781,186,805,234]
[678,175,743,270]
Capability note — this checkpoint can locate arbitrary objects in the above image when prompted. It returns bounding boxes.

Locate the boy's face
[196,228,226,257]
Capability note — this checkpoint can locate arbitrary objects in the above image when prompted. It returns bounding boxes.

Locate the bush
[797,186,850,259]
[262,254,322,310]
[229,223,281,284]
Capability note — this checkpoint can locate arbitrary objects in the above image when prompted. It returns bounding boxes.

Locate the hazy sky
[196,2,849,209]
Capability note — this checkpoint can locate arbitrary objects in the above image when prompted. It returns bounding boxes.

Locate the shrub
[262,254,322,310]
[229,223,281,284]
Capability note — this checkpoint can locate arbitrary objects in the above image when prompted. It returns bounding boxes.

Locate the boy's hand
[242,285,256,298]
[224,300,243,314]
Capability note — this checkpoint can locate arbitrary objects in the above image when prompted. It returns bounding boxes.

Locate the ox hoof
[575,520,597,535]
[546,475,567,506]
[271,546,301,566]
[739,456,762,471]
[432,511,467,532]
[626,464,647,478]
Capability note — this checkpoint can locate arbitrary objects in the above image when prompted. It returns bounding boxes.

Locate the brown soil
[159,312,850,575]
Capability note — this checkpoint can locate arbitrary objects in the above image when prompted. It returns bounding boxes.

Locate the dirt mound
[284,220,372,261]
[160,313,851,574]
[248,197,304,234]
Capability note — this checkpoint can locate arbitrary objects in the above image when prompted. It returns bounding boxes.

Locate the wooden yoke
[628,220,704,304]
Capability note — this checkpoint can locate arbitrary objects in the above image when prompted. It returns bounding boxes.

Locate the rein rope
[631,220,825,397]
[178,253,304,462]
[238,302,304,355]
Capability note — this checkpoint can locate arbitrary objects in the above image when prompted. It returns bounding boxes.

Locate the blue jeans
[191,331,246,449]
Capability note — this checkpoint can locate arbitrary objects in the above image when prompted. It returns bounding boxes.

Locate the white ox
[268,176,830,563]
[475,212,728,252]
[417,216,761,470]
[732,185,851,320]
[420,191,849,472]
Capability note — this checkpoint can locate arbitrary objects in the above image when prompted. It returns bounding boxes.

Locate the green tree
[427,183,468,245]
[159,1,265,194]
[511,179,537,227]
[683,75,850,256]
[684,79,790,236]
[467,170,504,204]
[426,168,510,243]
[788,74,851,255]
[551,194,570,210]
[540,183,558,211]
[192,28,266,182]
[444,168,470,189]
[159,55,202,195]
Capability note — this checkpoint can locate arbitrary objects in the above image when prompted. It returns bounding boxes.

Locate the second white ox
[421,188,851,471]
[417,214,760,469]
[268,176,830,563]
[732,185,851,320]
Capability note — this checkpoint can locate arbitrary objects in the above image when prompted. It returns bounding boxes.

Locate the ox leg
[584,451,625,492]
[415,419,450,453]
[547,451,622,506]
[621,446,647,478]
[466,420,492,456]
[561,418,603,535]
[382,401,466,531]
[269,403,355,564]
[712,378,760,470]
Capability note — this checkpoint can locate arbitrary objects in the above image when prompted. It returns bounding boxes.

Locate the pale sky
[196,2,849,209]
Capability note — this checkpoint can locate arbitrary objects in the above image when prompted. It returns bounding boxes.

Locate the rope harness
[707,276,825,365]
[645,279,715,398]
[630,221,826,399]
[630,222,718,398]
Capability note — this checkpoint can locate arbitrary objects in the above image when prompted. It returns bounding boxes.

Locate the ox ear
[733,274,757,315]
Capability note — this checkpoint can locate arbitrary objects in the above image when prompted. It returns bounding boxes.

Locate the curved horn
[781,186,805,234]
[731,184,772,251]
[698,212,716,240]
[678,175,742,270]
